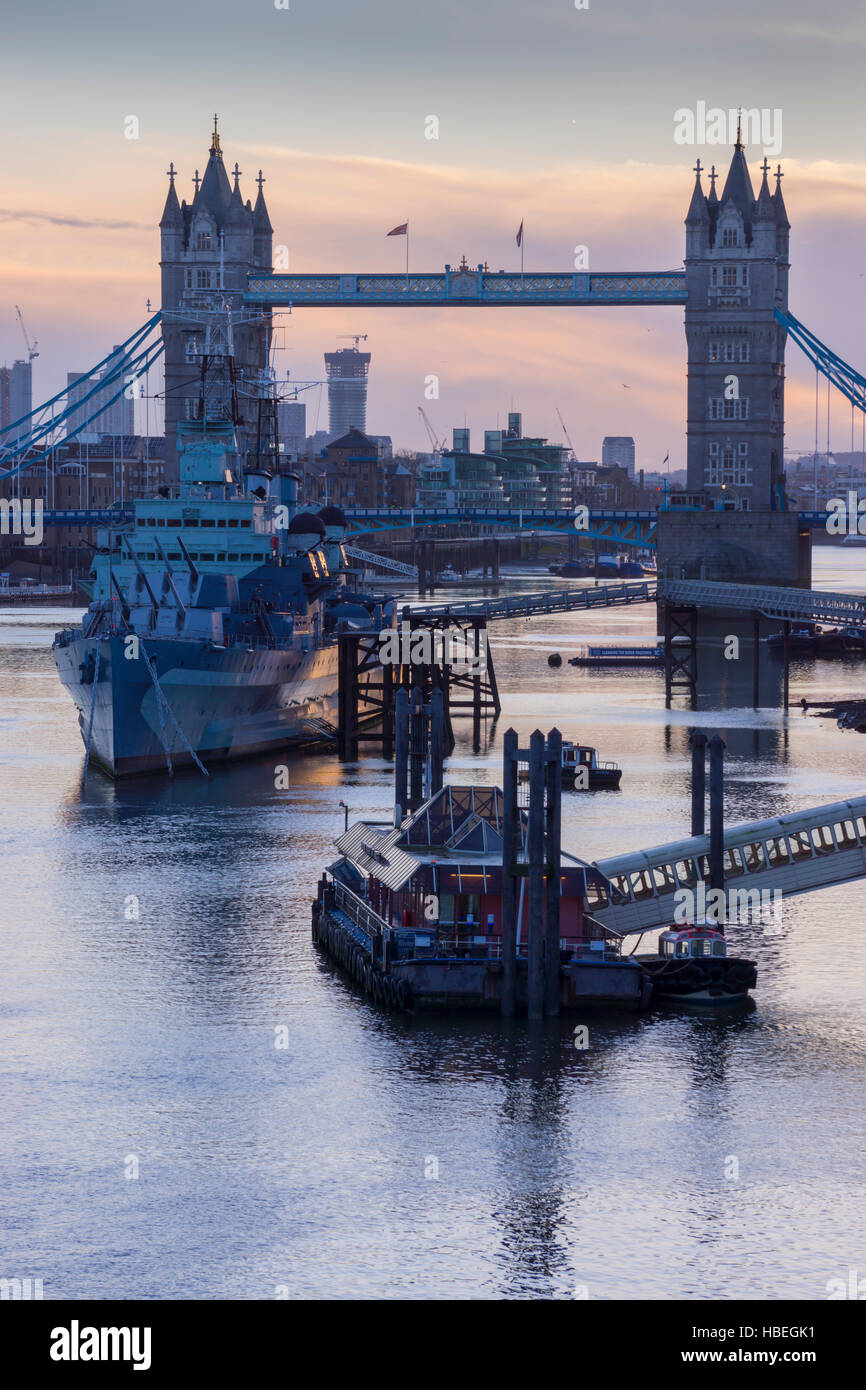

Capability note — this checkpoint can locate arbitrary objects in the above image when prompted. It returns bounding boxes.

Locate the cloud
[0,209,150,231]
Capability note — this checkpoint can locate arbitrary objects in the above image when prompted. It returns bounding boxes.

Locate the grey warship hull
[54,632,345,777]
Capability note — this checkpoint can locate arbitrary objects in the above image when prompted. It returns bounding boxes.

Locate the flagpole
[406,224,409,296]
[521,220,524,287]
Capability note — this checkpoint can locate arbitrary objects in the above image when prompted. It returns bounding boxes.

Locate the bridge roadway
[659,578,866,626]
[244,268,688,309]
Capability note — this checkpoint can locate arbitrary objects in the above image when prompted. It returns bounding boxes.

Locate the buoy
[548,653,562,668]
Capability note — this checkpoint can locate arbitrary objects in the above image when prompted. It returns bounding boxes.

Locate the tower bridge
[4,119,866,609]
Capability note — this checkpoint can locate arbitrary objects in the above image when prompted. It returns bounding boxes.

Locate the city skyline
[2,1,865,465]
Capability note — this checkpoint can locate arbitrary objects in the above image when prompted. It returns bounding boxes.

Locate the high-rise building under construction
[324,344,370,438]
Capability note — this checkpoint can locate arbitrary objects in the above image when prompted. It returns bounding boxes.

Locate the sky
[1,0,865,468]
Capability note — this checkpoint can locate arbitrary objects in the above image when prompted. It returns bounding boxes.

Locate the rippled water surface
[2,554,866,1299]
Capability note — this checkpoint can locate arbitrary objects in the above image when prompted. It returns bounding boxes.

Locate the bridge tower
[659,134,809,588]
[684,132,789,510]
[159,117,273,481]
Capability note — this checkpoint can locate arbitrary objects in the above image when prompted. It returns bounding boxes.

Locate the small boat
[560,742,622,789]
[637,922,756,1006]
[766,623,820,654]
[549,559,593,578]
[815,626,866,655]
[570,644,664,667]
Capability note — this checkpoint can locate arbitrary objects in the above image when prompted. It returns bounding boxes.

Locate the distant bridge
[35,506,835,549]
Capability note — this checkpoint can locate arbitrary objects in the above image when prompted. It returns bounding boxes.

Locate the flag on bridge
[516,220,523,248]
[387,222,408,236]
[663,452,670,465]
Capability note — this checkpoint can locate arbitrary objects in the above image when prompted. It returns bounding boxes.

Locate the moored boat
[636,922,756,1006]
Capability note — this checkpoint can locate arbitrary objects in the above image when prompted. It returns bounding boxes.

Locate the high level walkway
[589,795,866,935]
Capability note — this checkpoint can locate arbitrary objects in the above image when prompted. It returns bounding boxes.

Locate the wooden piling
[501,728,519,1018]
[709,733,726,897]
[394,687,409,823]
[527,729,546,1019]
[690,730,707,837]
[544,727,562,1017]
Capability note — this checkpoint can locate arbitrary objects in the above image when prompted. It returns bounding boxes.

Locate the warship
[52,415,387,777]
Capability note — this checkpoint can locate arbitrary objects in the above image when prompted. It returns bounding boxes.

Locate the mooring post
[527,729,546,1019]
[782,620,790,710]
[708,733,726,899]
[409,686,426,811]
[394,686,409,825]
[382,659,394,760]
[430,687,444,796]
[501,728,519,1017]
[689,730,707,837]
[544,727,562,1017]
[752,616,761,709]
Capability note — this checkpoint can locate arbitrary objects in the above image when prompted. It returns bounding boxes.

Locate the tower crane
[555,405,576,458]
[418,405,446,452]
[337,334,368,348]
[15,306,39,362]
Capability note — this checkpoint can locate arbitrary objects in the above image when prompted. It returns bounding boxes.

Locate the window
[196,230,211,250]
[652,864,677,894]
[723,848,745,878]
[722,266,738,287]
[185,338,198,362]
[196,269,211,289]
[706,445,750,488]
[676,858,699,885]
[834,819,859,849]
[810,825,836,856]
[742,842,765,873]
[709,398,750,421]
[765,836,791,867]
[788,830,813,861]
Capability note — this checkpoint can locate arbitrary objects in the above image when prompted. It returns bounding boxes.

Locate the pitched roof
[328,427,378,452]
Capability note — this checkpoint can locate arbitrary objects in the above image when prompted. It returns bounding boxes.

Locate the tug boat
[561,742,622,789]
[637,923,756,1006]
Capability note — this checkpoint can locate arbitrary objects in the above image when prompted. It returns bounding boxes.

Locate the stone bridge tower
[658,134,809,587]
[684,132,789,511]
[159,117,273,482]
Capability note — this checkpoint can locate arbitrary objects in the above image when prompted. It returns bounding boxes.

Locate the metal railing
[411,580,656,622]
[659,578,866,625]
[330,878,392,944]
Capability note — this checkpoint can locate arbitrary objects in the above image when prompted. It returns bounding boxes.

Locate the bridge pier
[663,603,698,707]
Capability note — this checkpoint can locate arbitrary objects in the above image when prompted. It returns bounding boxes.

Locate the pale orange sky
[2,0,865,467]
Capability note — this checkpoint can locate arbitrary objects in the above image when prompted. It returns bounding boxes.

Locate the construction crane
[555,406,576,458]
[15,306,39,362]
[337,334,368,349]
[418,405,447,453]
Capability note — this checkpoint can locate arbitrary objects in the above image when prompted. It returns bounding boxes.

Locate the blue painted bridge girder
[245,268,688,308]
[342,507,658,546]
[38,507,833,548]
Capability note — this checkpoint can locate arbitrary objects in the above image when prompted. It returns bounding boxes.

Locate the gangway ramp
[659,578,866,627]
[343,545,418,579]
[587,795,866,935]
[410,579,656,622]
